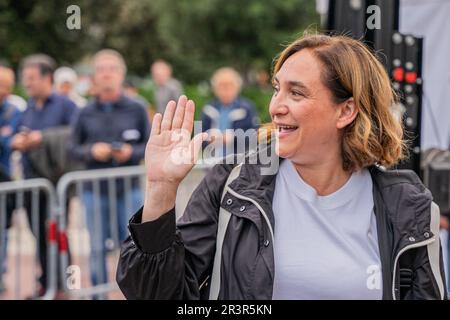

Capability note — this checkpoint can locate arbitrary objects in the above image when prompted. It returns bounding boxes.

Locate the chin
[274,144,293,159]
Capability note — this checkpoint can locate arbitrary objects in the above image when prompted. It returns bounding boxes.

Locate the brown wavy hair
[261,33,405,171]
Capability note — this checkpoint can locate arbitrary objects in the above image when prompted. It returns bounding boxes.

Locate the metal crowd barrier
[56,165,146,299]
[0,163,213,300]
[0,179,58,300]
[56,164,212,299]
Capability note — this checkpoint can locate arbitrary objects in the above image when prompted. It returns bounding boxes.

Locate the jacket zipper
[227,188,275,245]
[391,237,436,300]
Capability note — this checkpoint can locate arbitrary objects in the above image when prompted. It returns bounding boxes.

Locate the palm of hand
[145,96,207,185]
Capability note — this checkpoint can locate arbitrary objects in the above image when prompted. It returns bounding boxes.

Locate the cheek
[29,80,37,89]
[288,101,316,125]
[301,112,335,138]
[301,100,336,125]
[117,75,125,83]
[305,118,340,150]
[292,105,338,144]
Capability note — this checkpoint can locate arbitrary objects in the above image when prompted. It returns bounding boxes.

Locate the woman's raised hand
[142,95,207,222]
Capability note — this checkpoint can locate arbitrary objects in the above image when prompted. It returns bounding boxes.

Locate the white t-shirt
[271,160,382,300]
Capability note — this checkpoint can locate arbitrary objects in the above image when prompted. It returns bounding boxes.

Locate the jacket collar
[95,94,128,111]
[28,92,56,110]
[210,97,242,111]
[229,147,433,246]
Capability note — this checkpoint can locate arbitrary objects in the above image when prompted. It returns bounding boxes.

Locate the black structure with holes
[326,0,423,176]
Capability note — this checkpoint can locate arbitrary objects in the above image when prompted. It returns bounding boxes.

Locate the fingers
[189,132,208,163]
[150,113,162,137]
[181,99,195,133]
[154,96,194,135]
[172,95,188,129]
[160,100,177,131]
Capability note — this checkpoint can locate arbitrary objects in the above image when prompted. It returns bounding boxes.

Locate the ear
[336,97,358,129]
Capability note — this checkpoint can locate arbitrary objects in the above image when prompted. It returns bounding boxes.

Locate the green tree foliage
[146,0,319,82]
[0,0,319,83]
[0,0,91,67]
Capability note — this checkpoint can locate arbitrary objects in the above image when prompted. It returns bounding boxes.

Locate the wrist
[142,181,178,222]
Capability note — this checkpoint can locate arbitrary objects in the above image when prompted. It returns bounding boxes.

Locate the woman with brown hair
[116,34,446,300]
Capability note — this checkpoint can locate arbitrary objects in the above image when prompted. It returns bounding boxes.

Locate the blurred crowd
[0,49,260,298]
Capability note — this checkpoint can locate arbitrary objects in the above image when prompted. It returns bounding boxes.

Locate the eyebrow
[273,77,311,95]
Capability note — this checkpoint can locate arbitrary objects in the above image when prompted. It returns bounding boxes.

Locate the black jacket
[27,126,85,184]
[69,95,150,169]
[116,156,447,300]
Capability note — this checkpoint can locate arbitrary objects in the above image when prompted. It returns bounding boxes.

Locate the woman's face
[269,49,349,165]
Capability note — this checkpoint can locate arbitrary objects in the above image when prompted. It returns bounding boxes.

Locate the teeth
[278,125,298,129]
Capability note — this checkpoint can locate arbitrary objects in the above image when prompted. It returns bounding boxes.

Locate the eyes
[272,84,279,95]
[272,84,304,98]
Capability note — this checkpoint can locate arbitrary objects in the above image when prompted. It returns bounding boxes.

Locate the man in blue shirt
[10,54,77,297]
[12,55,77,178]
[69,49,149,291]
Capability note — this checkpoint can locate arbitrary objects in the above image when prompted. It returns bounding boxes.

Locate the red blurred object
[58,231,69,253]
[405,71,417,84]
[393,67,404,82]
[48,220,58,242]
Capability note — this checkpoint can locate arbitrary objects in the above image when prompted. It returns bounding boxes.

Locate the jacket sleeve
[68,111,94,163]
[116,163,234,299]
[244,103,259,130]
[0,108,21,154]
[63,98,79,125]
[130,105,150,163]
[411,201,448,300]
[403,243,448,300]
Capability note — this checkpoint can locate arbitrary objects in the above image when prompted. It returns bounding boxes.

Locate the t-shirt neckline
[281,159,368,210]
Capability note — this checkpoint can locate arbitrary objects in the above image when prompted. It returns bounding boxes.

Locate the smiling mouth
[277,125,299,134]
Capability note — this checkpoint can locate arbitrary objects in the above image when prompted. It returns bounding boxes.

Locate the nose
[269,92,289,118]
